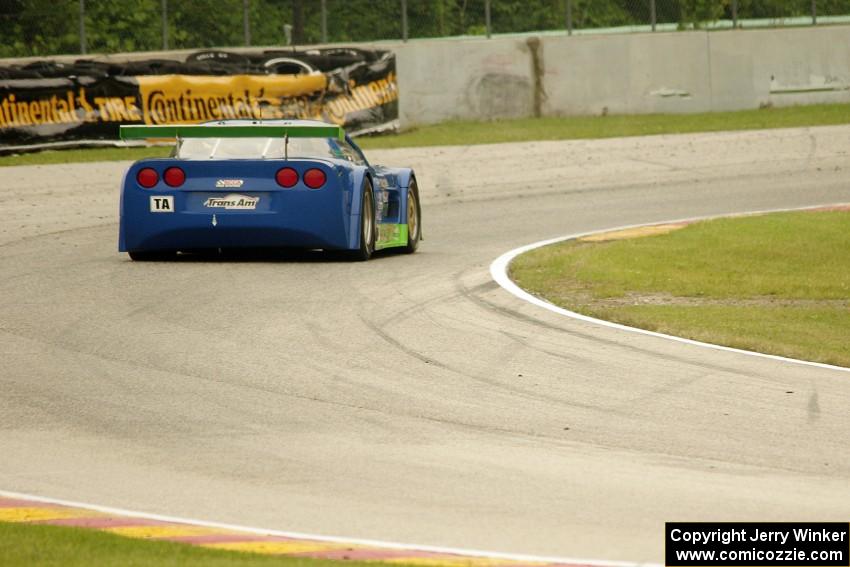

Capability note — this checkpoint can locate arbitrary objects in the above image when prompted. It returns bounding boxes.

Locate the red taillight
[276,167,298,188]
[163,167,185,187]
[136,167,158,188]
[304,168,326,189]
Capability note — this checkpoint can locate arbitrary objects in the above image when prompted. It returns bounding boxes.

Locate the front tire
[347,180,376,261]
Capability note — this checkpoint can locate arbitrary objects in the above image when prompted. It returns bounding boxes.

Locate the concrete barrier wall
[394,25,850,125]
[540,32,714,115]
[710,26,850,109]
[394,38,535,124]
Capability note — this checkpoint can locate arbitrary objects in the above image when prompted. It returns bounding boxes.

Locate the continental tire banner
[0,48,397,151]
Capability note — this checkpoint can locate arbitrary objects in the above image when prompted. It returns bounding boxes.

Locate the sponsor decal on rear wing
[120,124,345,141]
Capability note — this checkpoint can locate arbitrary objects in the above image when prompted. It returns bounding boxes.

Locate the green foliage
[84,0,162,53]
[574,0,633,28]
[323,0,402,43]
[678,0,730,27]
[171,0,246,48]
[817,0,850,16]
[736,0,809,18]
[1,0,78,57]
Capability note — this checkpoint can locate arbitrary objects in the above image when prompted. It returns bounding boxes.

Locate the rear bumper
[120,189,354,252]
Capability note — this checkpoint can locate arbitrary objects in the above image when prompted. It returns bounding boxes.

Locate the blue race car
[118,120,421,261]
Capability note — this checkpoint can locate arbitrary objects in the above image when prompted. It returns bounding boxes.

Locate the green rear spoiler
[120,124,345,141]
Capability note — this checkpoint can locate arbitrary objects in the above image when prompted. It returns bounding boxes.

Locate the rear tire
[347,180,376,261]
[128,250,175,261]
[403,180,421,254]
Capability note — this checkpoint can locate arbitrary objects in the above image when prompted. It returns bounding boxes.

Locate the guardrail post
[566,0,573,35]
[401,0,408,42]
[161,0,168,50]
[243,0,251,45]
[321,0,327,43]
[79,0,86,54]
[485,0,492,38]
[650,0,656,31]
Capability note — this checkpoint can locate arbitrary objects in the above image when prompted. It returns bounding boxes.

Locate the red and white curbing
[0,490,654,567]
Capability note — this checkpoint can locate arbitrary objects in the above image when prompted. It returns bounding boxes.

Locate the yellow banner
[136,74,328,125]
[0,71,396,135]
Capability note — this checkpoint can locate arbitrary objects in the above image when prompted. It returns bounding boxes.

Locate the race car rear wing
[120,124,345,141]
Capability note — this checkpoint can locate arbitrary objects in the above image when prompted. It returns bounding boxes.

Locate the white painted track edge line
[0,489,657,567]
[489,202,850,375]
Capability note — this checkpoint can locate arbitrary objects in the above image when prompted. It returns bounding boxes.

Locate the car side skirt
[376,223,408,250]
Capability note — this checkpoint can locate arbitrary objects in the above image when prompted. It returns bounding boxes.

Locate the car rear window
[176,137,342,160]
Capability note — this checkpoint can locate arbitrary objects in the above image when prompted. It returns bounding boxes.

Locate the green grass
[510,210,850,367]
[4,103,850,167]
[358,103,850,150]
[0,521,391,567]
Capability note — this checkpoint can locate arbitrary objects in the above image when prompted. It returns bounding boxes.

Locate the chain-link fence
[1,0,849,58]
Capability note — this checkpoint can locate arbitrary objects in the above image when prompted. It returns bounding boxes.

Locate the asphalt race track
[2,126,850,563]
